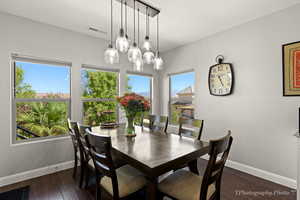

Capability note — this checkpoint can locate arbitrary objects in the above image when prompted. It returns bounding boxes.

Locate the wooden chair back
[178,117,204,140]
[67,119,79,151]
[152,116,168,133]
[86,129,120,198]
[73,123,92,162]
[141,114,156,130]
[200,131,233,200]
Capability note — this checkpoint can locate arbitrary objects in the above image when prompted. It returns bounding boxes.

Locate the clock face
[209,63,233,96]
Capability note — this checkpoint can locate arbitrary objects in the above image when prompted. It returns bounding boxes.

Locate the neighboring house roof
[176,86,194,96]
[173,100,192,105]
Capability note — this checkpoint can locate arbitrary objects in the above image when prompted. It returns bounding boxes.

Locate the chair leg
[216,186,221,200]
[79,162,85,188]
[84,167,90,189]
[157,192,164,200]
[73,153,78,179]
[96,184,102,200]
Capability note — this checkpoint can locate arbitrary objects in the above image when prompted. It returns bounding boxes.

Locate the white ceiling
[0,0,299,52]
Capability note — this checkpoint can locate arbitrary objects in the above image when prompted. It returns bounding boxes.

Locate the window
[169,71,195,125]
[12,56,71,143]
[81,67,119,126]
[126,73,152,123]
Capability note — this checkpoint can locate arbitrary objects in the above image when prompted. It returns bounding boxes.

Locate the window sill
[10,135,70,147]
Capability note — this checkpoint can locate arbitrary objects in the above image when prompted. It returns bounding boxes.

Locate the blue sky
[17,61,195,96]
[16,61,70,94]
[127,74,151,94]
[171,72,195,96]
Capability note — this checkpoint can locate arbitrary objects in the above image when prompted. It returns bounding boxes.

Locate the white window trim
[81,65,120,123]
[11,54,72,145]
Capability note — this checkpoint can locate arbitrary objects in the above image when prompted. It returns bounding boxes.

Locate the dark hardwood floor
[0,159,296,200]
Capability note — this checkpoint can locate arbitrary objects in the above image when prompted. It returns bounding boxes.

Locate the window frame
[126,71,153,113]
[81,65,120,124]
[11,54,72,145]
[168,70,195,125]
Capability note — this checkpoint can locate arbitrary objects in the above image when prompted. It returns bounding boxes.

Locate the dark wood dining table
[92,125,210,200]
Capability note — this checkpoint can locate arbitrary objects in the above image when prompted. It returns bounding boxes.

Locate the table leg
[188,159,199,175]
[146,177,158,200]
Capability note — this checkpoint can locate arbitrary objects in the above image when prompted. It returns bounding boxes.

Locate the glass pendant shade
[128,43,142,63]
[143,50,154,64]
[153,52,163,70]
[133,58,144,72]
[104,44,119,64]
[116,29,130,53]
[142,36,152,51]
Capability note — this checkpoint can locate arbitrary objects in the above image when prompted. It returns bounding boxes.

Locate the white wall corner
[202,155,297,189]
[296,134,300,200]
[0,160,74,187]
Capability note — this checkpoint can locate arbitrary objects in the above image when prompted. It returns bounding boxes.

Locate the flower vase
[126,116,136,137]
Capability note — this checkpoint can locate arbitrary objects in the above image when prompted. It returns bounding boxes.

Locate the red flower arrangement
[117,93,150,135]
[117,93,150,113]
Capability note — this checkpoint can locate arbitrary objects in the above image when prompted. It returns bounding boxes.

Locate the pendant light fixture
[128,0,142,63]
[104,0,119,64]
[142,7,151,51]
[133,8,144,72]
[116,0,130,53]
[142,7,155,64]
[153,14,163,70]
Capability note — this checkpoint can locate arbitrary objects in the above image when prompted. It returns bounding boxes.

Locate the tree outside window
[13,60,70,141]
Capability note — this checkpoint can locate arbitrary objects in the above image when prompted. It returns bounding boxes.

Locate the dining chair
[67,119,80,179]
[152,115,168,133]
[86,129,147,200]
[141,114,156,131]
[158,131,233,200]
[73,123,92,188]
[178,117,204,140]
[78,124,128,189]
[76,123,127,188]
[173,118,204,172]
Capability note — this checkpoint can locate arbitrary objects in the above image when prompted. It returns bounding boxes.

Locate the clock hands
[218,75,224,87]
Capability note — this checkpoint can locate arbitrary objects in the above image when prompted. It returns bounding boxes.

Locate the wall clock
[208,55,234,96]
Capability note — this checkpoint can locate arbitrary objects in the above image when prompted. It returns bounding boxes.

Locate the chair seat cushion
[76,150,81,158]
[158,170,215,200]
[100,165,147,198]
[88,159,94,168]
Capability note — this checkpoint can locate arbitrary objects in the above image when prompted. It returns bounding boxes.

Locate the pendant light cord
[133,0,136,43]
[110,0,113,46]
[145,7,149,37]
[148,12,150,37]
[121,0,123,30]
[157,14,159,52]
[138,8,140,45]
[125,1,127,35]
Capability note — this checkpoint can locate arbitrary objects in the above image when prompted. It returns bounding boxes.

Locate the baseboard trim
[0,158,297,190]
[0,160,74,187]
[202,155,297,189]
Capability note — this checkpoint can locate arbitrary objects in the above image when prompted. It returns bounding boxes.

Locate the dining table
[92,125,210,200]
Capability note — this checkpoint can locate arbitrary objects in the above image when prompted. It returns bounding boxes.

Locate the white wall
[160,5,300,181]
[0,12,159,178]
[297,137,300,199]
